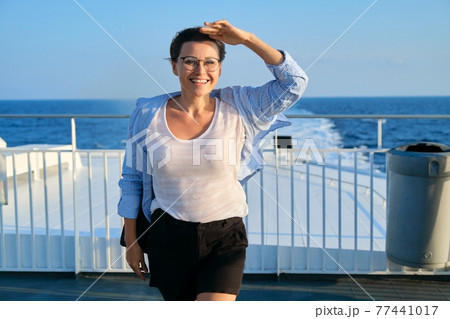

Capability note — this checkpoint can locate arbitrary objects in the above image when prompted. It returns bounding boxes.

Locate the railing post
[71,117,77,151]
[27,152,35,269]
[260,171,265,271]
[377,118,383,149]
[369,152,374,271]
[58,152,66,269]
[12,153,20,269]
[73,149,79,274]
[0,205,4,269]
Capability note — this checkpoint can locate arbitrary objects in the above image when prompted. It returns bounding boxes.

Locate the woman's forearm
[243,33,284,66]
[124,218,138,246]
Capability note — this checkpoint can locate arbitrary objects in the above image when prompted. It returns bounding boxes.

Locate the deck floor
[0,272,448,301]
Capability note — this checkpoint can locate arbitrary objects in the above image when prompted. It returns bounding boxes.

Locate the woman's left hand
[200,20,251,46]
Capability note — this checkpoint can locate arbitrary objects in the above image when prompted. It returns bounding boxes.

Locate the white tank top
[148,98,248,223]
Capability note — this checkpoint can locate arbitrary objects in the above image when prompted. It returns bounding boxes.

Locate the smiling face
[172,41,222,99]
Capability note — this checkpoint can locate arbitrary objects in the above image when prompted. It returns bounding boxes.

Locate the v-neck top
[164,98,219,142]
[147,98,247,222]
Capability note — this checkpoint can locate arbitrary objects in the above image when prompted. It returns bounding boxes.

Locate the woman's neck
[172,94,214,117]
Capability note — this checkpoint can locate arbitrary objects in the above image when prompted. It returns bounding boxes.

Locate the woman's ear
[171,61,178,76]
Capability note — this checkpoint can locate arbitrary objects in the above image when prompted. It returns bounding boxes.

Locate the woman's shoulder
[214,96,241,121]
[128,93,174,132]
[135,93,173,111]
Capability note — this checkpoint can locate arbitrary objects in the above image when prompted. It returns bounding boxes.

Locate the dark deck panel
[0,272,448,301]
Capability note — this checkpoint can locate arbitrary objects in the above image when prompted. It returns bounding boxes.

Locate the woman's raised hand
[200,19,284,65]
[200,20,251,46]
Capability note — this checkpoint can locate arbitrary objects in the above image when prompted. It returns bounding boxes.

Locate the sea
[1,96,449,172]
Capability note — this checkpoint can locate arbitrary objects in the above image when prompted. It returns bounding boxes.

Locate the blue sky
[0,0,449,99]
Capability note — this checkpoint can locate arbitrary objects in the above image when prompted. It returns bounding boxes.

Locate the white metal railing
[0,113,449,275]
[0,148,124,272]
[246,146,389,274]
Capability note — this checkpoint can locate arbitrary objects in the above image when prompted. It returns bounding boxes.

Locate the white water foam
[262,109,371,170]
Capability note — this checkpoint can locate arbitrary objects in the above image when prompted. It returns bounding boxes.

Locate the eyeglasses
[178,56,221,72]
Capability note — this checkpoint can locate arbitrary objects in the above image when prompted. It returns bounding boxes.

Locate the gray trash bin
[386,142,450,269]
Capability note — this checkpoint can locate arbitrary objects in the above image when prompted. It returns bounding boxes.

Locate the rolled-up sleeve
[263,50,308,115]
[252,50,308,122]
[215,50,308,183]
[219,50,308,127]
[117,107,143,219]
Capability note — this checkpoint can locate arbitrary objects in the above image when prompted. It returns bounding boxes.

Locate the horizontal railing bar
[0,149,73,153]
[285,114,450,119]
[263,148,390,153]
[0,114,129,119]
[1,145,387,154]
[1,114,450,119]
[0,147,387,155]
[0,149,125,154]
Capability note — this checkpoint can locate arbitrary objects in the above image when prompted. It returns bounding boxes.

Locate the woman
[118,20,308,301]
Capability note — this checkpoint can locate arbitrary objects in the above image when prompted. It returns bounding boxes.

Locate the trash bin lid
[387,142,450,177]
[400,142,450,153]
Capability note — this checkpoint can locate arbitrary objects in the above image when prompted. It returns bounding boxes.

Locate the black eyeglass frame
[177,56,222,71]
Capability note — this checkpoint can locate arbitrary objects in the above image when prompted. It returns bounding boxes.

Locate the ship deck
[0,272,449,301]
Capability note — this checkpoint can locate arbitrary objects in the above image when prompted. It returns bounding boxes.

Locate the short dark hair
[170,27,226,62]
